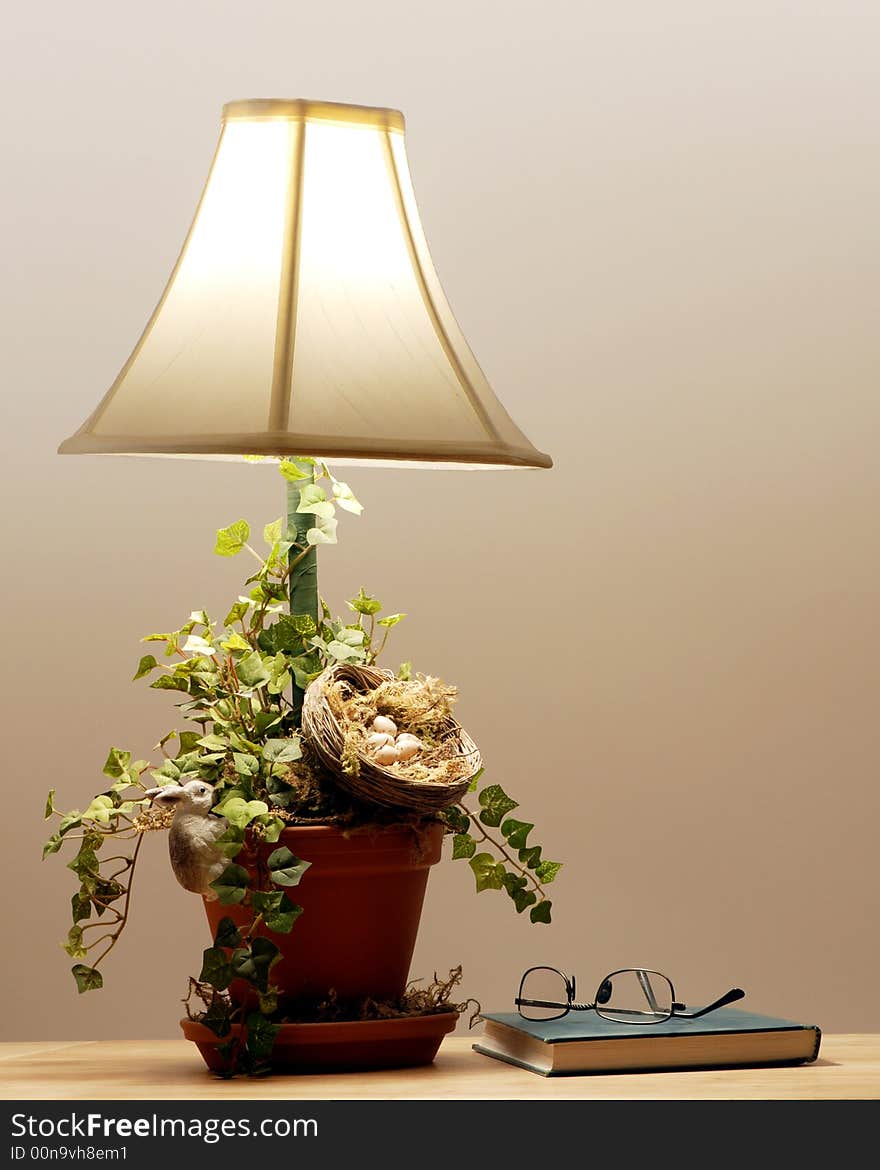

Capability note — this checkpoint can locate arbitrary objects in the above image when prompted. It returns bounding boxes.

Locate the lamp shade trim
[222,99,406,133]
[57,430,552,468]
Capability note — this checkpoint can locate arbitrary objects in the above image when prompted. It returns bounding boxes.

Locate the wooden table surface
[1,1035,877,1099]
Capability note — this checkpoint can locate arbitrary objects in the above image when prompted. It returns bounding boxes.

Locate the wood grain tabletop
[1,1035,877,1100]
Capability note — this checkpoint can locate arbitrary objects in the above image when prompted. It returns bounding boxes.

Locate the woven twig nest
[302,664,481,813]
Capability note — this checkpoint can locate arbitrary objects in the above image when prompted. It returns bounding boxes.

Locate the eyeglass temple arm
[673,987,745,1019]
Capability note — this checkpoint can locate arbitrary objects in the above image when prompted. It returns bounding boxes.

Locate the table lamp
[53,100,555,1069]
[60,99,552,668]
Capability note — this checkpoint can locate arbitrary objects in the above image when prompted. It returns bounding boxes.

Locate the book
[473,1007,821,1076]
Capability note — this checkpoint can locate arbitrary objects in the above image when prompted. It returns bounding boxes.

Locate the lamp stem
[286,464,318,723]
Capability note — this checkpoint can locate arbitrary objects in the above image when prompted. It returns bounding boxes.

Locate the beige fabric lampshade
[59,99,551,469]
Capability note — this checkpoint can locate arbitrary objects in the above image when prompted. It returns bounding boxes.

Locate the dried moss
[186,966,481,1035]
[279,966,480,1025]
[322,673,474,788]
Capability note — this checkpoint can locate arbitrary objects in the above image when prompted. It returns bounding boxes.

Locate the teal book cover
[479,1006,817,1043]
[474,1008,822,1076]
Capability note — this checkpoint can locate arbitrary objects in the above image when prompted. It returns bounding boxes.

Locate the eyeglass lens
[517,967,570,1021]
[595,969,674,1023]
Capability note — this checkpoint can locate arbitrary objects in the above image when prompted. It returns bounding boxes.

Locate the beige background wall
[3,1,878,1042]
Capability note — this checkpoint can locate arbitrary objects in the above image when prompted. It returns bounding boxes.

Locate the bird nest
[301,664,481,813]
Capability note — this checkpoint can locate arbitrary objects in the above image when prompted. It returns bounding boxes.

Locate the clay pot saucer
[181,1010,459,1074]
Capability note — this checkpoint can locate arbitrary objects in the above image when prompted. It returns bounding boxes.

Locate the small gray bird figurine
[146,780,228,899]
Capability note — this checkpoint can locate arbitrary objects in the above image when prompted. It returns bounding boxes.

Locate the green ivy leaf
[258,987,279,1016]
[71,964,103,994]
[266,654,291,697]
[519,845,543,870]
[44,789,56,820]
[501,819,534,850]
[296,484,335,519]
[250,890,282,914]
[151,760,181,782]
[377,613,406,628]
[214,796,269,829]
[231,938,280,991]
[131,653,159,681]
[150,674,191,693]
[232,753,260,777]
[71,891,92,923]
[267,846,312,888]
[288,653,323,691]
[326,639,366,664]
[245,1011,280,1061]
[215,520,250,557]
[306,516,338,545]
[266,776,296,810]
[452,833,476,860]
[443,806,470,834]
[330,480,363,515]
[398,661,412,681]
[257,815,284,844]
[263,518,283,545]
[220,632,250,652]
[182,634,215,656]
[82,795,115,825]
[63,925,88,959]
[59,812,83,838]
[252,889,302,934]
[535,860,562,884]
[199,946,233,990]
[224,600,251,627]
[201,999,233,1038]
[42,833,63,859]
[94,877,124,906]
[266,895,302,934]
[279,459,309,482]
[213,825,245,859]
[197,734,229,752]
[67,842,100,891]
[478,784,519,828]
[469,852,506,892]
[347,587,382,616]
[288,613,318,637]
[263,738,303,764]
[102,748,132,779]
[511,888,538,914]
[529,901,553,924]
[212,917,242,949]
[235,651,271,689]
[259,614,313,654]
[209,864,250,905]
[335,627,365,647]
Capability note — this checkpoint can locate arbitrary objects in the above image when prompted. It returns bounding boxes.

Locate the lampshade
[59,99,551,470]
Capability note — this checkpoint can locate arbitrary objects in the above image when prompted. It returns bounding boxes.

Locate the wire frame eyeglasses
[516,966,745,1024]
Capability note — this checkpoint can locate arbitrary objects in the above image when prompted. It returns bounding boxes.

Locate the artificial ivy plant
[44,459,561,1070]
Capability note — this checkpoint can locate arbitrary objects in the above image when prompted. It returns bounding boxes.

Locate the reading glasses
[516,966,746,1024]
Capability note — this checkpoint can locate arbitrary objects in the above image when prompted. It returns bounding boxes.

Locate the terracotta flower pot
[202,820,444,1005]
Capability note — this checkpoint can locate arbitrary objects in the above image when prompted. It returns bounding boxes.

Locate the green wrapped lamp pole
[286,464,319,721]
